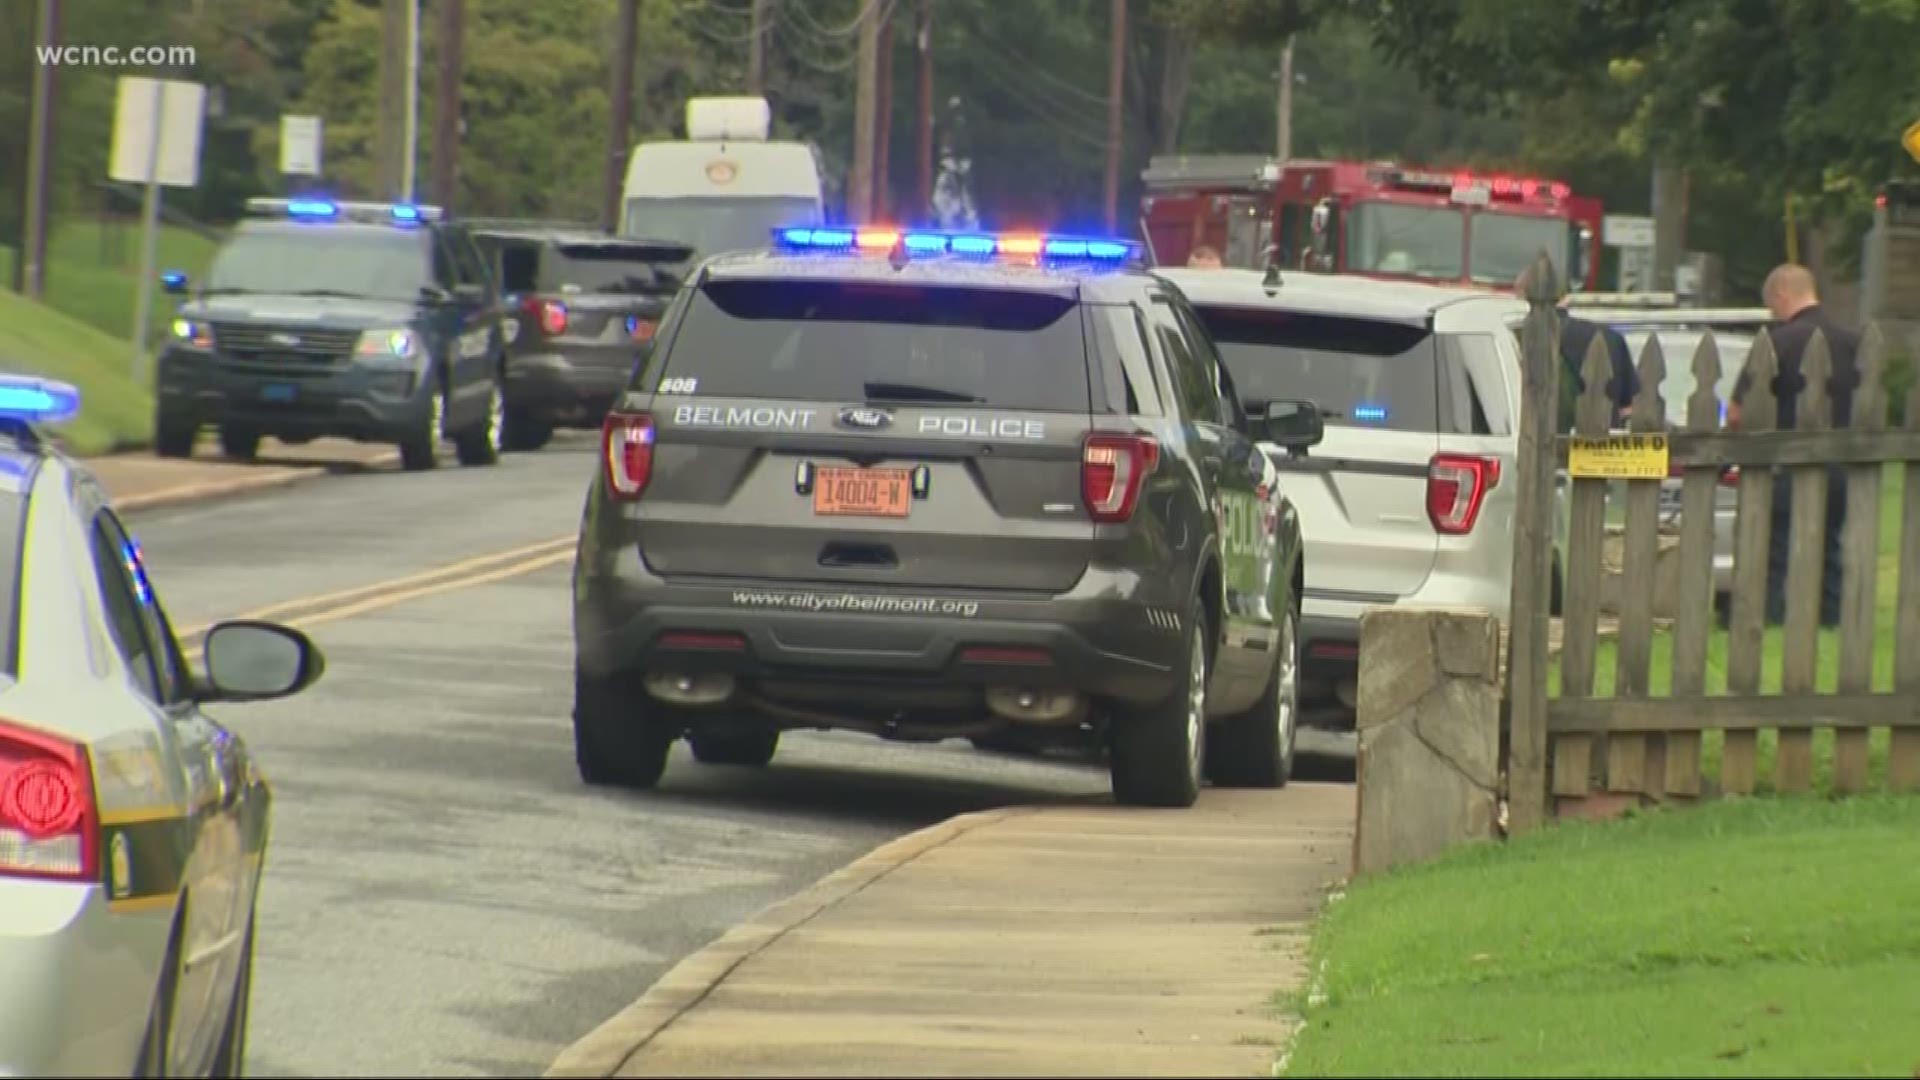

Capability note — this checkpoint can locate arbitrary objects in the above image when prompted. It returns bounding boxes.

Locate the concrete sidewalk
[549,785,1355,1079]
[82,437,399,511]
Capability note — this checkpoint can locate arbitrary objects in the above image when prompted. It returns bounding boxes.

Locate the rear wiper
[862,381,984,404]
[291,288,381,299]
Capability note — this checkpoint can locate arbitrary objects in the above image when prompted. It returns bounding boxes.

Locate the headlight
[170,319,213,348]
[354,328,423,360]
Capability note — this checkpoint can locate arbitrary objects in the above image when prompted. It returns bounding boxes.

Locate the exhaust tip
[645,671,737,707]
[985,686,1085,725]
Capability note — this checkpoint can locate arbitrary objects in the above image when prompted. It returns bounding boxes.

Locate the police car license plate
[813,467,910,518]
[260,382,298,403]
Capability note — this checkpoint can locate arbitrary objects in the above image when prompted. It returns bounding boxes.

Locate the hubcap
[487,384,504,450]
[1276,610,1298,755]
[1186,625,1207,780]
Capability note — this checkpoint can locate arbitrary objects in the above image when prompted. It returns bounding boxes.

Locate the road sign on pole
[111,76,205,386]
[281,114,323,176]
[1903,120,1920,165]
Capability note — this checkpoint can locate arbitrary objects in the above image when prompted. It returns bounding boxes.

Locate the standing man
[1728,263,1861,626]
[1514,265,1639,431]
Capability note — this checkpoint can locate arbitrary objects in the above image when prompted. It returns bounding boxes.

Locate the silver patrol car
[0,377,324,1077]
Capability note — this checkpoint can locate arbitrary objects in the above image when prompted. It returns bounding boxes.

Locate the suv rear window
[541,241,691,296]
[653,279,1091,412]
[1189,306,1438,432]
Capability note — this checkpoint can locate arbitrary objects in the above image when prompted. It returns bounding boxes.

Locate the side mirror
[1249,399,1325,455]
[198,621,325,703]
[161,270,188,295]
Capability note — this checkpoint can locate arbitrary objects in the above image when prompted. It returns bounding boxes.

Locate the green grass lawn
[1549,466,1907,794]
[0,287,156,455]
[0,219,222,348]
[1280,796,1920,1077]
[0,220,221,455]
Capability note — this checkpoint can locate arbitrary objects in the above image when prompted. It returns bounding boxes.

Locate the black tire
[208,919,255,1078]
[1109,597,1207,808]
[133,913,182,1078]
[454,379,504,467]
[218,425,260,462]
[399,383,444,472]
[572,666,674,788]
[688,728,780,767]
[1206,600,1299,788]
[502,407,554,452]
[154,412,197,459]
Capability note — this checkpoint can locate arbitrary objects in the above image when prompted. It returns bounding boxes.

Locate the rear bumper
[0,878,167,1076]
[574,543,1191,709]
[503,351,632,424]
[156,346,428,440]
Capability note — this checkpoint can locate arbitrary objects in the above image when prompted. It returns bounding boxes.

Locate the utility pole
[747,0,771,96]
[1275,34,1294,162]
[430,0,463,210]
[1651,161,1688,292]
[20,0,59,298]
[1102,0,1127,232]
[603,0,639,230]
[848,0,882,224]
[915,0,934,221]
[378,0,407,199]
[874,3,895,220]
[402,0,421,201]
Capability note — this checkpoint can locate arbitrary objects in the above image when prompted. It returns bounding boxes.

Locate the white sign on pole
[1602,213,1656,249]
[109,77,206,188]
[281,115,324,176]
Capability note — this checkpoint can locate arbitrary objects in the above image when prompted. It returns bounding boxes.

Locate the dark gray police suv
[156,199,506,471]
[570,227,1325,807]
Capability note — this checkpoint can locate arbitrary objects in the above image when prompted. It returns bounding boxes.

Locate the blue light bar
[391,204,422,222]
[770,226,1142,267]
[0,376,81,425]
[1352,404,1390,423]
[160,270,187,288]
[287,199,339,218]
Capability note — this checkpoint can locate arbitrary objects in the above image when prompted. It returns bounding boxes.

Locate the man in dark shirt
[1513,266,1639,429]
[1728,264,1861,626]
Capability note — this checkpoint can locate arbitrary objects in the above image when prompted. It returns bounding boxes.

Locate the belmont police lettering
[674,404,818,429]
[916,416,1047,439]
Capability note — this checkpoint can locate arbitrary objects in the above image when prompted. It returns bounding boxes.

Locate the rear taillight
[523,297,568,336]
[1082,433,1161,524]
[0,721,97,883]
[602,412,655,501]
[1427,453,1500,535]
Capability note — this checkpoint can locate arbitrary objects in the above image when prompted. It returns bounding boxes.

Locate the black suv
[155,199,506,471]
[468,221,694,451]
[570,227,1324,807]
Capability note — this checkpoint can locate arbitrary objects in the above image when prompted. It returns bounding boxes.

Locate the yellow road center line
[182,548,574,664]
[177,534,574,637]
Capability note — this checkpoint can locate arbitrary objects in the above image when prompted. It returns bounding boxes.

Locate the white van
[619,96,826,262]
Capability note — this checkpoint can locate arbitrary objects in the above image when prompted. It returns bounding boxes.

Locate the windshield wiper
[862,381,985,404]
[291,288,382,299]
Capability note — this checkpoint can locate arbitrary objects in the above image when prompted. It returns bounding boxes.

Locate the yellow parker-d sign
[1904,120,1920,165]
[1567,434,1671,479]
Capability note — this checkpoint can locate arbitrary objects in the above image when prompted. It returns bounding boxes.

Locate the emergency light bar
[245,197,446,224]
[771,226,1142,266]
[0,376,81,425]
[1377,168,1572,202]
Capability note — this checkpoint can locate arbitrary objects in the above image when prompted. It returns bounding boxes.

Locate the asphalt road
[119,434,1160,1078]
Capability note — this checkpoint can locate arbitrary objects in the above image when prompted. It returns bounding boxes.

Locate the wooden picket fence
[1502,255,1920,832]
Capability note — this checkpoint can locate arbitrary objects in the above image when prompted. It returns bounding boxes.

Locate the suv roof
[698,249,1155,299]
[1154,267,1517,324]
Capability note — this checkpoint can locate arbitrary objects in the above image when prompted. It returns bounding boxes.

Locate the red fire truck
[1139,155,1602,292]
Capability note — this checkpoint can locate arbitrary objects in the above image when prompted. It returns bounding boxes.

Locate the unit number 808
[657,377,700,395]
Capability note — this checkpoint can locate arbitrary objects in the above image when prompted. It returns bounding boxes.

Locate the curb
[110,451,401,513]
[544,804,1037,1079]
